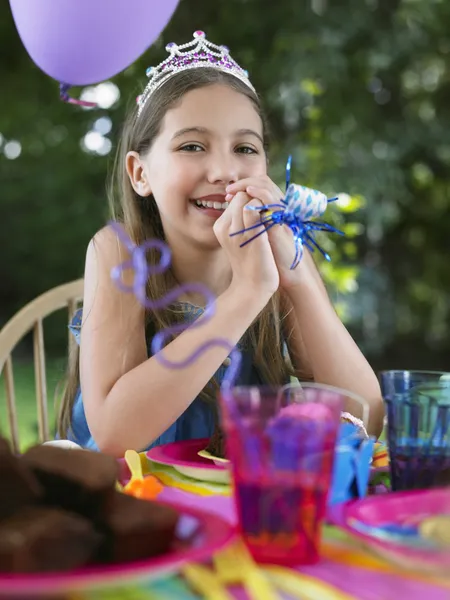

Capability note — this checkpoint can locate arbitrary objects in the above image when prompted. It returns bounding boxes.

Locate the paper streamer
[108,221,241,388]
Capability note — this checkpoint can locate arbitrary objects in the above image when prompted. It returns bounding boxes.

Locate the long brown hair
[58,68,309,438]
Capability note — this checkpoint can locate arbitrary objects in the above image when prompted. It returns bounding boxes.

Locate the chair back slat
[33,319,49,442]
[0,279,84,448]
[4,355,20,453]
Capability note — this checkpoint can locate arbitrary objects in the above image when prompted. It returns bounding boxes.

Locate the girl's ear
[125,151,152,197]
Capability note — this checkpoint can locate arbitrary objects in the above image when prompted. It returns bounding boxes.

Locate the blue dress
[67,304,267,451]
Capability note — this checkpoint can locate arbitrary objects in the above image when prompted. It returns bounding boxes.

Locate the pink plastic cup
[220,383,345,565]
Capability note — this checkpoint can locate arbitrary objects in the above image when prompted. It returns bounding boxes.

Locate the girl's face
[127,83,267,249]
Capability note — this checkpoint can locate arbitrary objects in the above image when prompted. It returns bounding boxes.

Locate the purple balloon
[9,0,180,86]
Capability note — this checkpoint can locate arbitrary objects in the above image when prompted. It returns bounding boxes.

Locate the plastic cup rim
[220,382,370,428]
[227,381,367,403]
[379,369,450,378]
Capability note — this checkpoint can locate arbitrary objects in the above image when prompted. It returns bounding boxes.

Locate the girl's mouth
[190,195,229,218]
[192,199,229,210]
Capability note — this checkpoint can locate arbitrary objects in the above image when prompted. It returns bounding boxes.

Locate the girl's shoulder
[86,224,129,264]
[70,223,137,347]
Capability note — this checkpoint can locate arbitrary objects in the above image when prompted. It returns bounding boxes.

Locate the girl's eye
[179,144,204,152]
[236,146,257,154]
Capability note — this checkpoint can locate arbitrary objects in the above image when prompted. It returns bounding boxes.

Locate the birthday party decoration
[137,30,254,117]
[122,450,163,500]
[108,222,241,388]
[329,422,375,505]
[9,0,180,106]
[271,390,373,505]
[230,156,344,269]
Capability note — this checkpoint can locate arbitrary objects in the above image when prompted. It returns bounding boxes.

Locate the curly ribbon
[108,221,241,389]
[59,83,97,108]
[230,156,344,269]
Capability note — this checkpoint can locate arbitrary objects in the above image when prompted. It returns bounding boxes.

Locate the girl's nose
[206,153,239,186]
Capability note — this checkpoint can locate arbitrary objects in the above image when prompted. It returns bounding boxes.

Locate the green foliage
[1,0,449,367]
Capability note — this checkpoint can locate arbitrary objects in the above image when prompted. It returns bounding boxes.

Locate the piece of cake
[206,425,226,458]
[22,445,119,519]
[0,437,42,520]
[1,442,180,574]
[97,491,179,564]
[0,507,102,573]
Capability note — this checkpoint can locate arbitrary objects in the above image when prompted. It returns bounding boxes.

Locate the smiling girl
[58,32,384,456]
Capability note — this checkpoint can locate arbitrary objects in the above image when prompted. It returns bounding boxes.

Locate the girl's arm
[81,195,278,456]
[282,251,385,437]
[225,176,384,437]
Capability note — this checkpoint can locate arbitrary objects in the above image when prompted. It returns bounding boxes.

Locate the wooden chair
[0,279,84,453]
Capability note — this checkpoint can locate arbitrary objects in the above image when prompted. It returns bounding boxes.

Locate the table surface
[63,479,450,600]
[5,448,444,600]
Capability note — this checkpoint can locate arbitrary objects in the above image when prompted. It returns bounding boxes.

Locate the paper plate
[329,488,450,575]
[147,439,386,489]
[0,501,235,597]
[198,444,388,480]
[197,448,230,467]
[147,439,230,484]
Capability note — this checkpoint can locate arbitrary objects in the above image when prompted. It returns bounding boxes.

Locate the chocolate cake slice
[0,507,102,573]
[97,491,179,564]
[0,441,179,574]
[22,445,119,519]
[206,425,226,458]
[0,437,42,520]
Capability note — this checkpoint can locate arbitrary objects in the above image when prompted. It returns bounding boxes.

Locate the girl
[58,32,384,457]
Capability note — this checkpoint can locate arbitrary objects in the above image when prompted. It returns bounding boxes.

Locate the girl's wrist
[225,280,272,316]
[281,269,317,303]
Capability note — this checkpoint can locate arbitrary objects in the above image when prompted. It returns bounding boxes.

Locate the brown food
[206,426,226,459]
[22,445,119,519]
[0,507,102,573]
[0,437,180,575]
[0,438,42,520]
[97,491,179,564]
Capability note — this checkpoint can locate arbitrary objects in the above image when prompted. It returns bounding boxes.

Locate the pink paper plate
[147,439,230,484]
[329,488,450,575]
[0,501,235,598]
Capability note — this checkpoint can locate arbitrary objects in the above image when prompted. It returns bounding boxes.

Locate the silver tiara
[136,31,255,117]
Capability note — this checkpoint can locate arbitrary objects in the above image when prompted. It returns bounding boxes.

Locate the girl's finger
[230,191,253,233]
[242,198,265,232]
[246,186,273,205]
[226,178,265,194]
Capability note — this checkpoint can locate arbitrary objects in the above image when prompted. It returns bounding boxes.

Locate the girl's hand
[226,177,307,292]
[213,191,279,300]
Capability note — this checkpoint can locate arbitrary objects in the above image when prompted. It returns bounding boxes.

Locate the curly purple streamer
[108,221,241,388]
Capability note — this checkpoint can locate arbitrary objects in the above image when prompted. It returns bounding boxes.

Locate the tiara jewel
[136,31,255,117]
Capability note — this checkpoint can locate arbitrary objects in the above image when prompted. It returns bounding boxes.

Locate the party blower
[231,155,344,268]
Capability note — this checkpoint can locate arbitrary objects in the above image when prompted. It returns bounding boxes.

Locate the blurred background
[1,0,449,446]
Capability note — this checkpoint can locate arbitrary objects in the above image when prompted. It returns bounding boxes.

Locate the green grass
[0,357,67,451]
